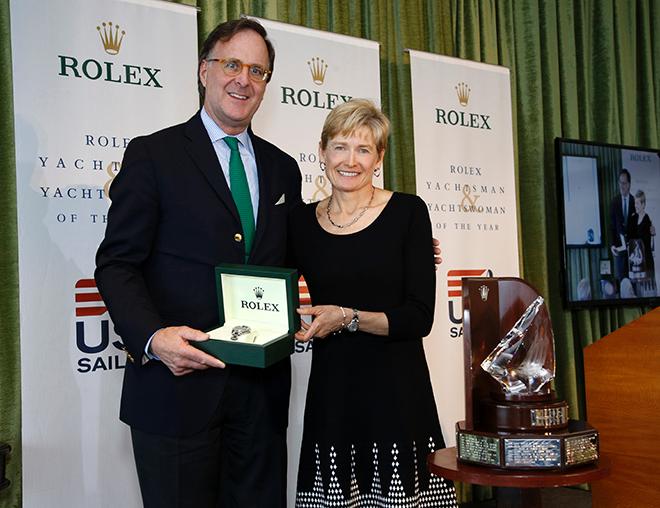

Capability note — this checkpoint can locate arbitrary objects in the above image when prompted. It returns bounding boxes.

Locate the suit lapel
[249,129,273,261]
[183,112,240,224]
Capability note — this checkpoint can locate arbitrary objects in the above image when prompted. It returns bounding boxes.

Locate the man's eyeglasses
[206,58,271,82]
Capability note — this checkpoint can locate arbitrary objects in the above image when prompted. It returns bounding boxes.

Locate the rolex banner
[249,18,381,507]
[10,0,198,506]
[409,51,521,445]
[251,17,383,201]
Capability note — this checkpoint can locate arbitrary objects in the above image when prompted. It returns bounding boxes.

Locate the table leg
[495,487,542,508]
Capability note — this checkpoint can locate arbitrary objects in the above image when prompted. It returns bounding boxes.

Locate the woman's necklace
[326,186,376,229]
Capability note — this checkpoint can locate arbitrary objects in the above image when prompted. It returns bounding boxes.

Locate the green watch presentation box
[194,263,300,368]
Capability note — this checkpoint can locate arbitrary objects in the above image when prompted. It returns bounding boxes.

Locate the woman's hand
[433,237,442,269]
[295,305,345,341]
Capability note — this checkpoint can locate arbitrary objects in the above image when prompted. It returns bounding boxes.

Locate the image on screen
[556,138,660,308]
[562,156,602,246]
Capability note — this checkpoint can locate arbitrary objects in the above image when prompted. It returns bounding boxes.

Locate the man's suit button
[234,233,243,242]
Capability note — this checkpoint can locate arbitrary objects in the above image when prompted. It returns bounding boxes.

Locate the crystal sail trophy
[481,297,554,396]
[456,278,599,470]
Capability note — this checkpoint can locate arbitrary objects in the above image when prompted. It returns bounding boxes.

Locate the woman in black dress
[292,99,457,507]
[628,189,656,284]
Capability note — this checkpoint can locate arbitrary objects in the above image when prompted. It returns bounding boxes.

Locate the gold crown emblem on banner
[455,81,471,106]
[307,57,328,85]
[97,21,125,55]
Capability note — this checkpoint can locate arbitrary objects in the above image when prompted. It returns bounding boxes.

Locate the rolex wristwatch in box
[194,263,300,368]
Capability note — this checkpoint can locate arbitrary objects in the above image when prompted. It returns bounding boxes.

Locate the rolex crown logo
[455,81,471,107]
[97,21,125,55]
[479,284,489,302]
[307,57,328,85]
[253,287,264,300]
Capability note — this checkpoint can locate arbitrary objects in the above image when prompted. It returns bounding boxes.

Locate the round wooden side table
[428,447,610,508]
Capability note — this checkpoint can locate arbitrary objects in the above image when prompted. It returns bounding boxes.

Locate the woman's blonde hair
[320,99,390,153]
[635,189,646,206]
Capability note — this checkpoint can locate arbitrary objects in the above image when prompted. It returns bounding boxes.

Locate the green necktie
[223,136,255,261]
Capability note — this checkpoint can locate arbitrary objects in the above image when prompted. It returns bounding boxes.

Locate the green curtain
[0,0,21,506]
[1,1,658,506]
[450,0,658,420]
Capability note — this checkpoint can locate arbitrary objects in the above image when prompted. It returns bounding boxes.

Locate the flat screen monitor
[555,138,660,307]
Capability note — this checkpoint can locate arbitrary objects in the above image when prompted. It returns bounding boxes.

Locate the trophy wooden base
[456,420,599,470]
[479,393,569,432]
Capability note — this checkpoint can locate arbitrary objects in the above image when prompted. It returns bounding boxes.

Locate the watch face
[347,319,358,332]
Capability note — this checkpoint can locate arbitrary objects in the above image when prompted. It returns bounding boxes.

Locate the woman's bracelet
[333,305,347,334]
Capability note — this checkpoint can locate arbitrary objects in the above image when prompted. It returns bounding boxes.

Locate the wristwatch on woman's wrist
[346,308,359,332]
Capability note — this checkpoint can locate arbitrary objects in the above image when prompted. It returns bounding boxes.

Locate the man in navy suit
[610,168,635,285]
[95,18,301,508]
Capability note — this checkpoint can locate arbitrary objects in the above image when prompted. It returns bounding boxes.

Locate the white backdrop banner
[11,0,198,506]
[250,17,381,507]
[252,17,382,202]
[409,51,520,446]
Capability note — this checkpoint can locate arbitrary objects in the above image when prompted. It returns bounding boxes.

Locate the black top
[291,192,436,340]
[628,212,655,270]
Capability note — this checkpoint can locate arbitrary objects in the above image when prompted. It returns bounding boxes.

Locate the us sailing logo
[295,276,313,354]
[446,269,492,338]
[298,276,311,306]
[75,279,107,318]
[75,279,126,373]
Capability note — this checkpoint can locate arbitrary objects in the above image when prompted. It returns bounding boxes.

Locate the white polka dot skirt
[296,437,457,507]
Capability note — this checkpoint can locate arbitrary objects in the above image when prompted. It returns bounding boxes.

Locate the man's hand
[295,306,344,341]
[433,237,442,269]
[151,326,225,376]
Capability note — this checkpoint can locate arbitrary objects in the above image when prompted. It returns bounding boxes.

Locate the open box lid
[215,263,300,335]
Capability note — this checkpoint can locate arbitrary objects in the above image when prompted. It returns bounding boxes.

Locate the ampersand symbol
[460,184,480,208]
[103,161,121,201]
[311,174,330,202]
